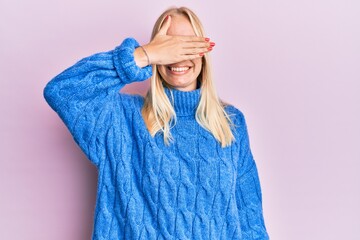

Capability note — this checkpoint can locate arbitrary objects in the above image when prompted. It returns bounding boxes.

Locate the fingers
[158,15,171,36]
[170,38,215,59]
[180,45,214,60]
[177,35,210,43]
[175,39,215,62]
[182,41,214,49]
[147,28,215,65]
[181,53,206,61]
[181,41,215,55]
[175,36,215,51]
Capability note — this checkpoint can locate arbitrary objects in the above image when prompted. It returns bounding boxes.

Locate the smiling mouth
[167,66,191,73]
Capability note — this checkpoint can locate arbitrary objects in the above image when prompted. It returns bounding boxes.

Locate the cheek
[193,59,203,75]
[158,66,167,79]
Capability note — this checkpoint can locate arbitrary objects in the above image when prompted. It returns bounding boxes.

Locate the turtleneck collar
[163,85,201,117]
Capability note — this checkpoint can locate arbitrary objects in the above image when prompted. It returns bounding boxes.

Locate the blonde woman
[44,7,269,240]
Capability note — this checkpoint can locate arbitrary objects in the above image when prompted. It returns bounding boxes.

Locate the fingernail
[210,42,215,47]
[208,47,213,51]
[205,38,210,42]
[165,15,169,20]
[199,53,204,56]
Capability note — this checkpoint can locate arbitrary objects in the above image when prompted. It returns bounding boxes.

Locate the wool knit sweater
[43,38,269,240]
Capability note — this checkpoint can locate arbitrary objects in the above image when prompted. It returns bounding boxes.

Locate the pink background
[1,0,359,239]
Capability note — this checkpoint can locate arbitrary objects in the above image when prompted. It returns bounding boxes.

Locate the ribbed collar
[163,86,201,116]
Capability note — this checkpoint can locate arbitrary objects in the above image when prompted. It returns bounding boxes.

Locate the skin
[134,15,215,91]
[158,15,203,91]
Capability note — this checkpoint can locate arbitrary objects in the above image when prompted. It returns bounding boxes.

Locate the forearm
[43,37,152,167]
[44,38,152,115]
[236,163,269,239]
[234,109,269,239]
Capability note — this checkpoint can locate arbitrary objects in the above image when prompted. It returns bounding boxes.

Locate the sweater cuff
[113,37,153,83]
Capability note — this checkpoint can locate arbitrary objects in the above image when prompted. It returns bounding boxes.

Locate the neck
[163,85,201,117]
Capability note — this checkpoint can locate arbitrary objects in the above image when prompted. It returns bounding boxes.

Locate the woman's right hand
[134,15,214,68]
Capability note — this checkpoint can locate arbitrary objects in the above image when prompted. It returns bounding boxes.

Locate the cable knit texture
[43,38,269,240]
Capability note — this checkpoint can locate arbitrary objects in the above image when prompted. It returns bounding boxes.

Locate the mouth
[167,66,192,75]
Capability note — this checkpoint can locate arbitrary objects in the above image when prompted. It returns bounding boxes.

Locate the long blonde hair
[142,7,236,148]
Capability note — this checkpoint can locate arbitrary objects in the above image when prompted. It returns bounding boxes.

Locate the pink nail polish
[205,38,210,42]
[199,53,204,56]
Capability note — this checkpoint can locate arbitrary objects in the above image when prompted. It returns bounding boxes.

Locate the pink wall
[1,1,359,239]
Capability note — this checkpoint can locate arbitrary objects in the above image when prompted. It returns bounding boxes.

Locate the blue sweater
[43,38,269,240]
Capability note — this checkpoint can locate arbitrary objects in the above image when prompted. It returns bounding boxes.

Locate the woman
[44,7,269,240]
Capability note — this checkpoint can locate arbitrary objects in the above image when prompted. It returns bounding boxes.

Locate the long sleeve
[43,38,152,168]
[235,112,269,239]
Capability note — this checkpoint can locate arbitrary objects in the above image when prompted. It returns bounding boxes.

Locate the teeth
[170,67,190,72]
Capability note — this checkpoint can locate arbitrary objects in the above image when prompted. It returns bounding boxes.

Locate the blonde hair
[141,6,236,147]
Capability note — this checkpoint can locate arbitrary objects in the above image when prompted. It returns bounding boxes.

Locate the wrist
[134,47,149,68]
[113,37,152,83]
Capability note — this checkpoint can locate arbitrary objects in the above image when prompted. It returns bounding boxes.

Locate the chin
[164,79,196,90]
